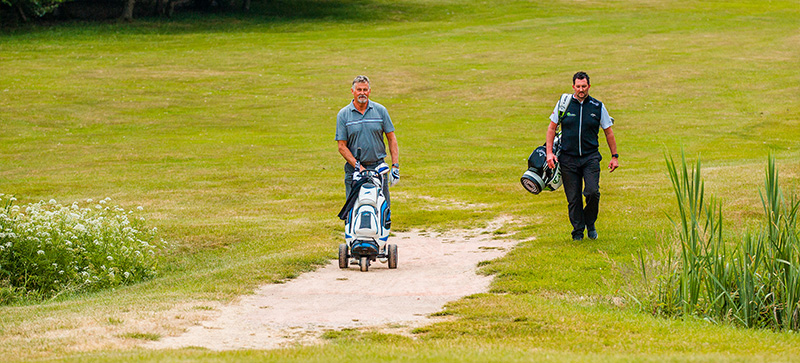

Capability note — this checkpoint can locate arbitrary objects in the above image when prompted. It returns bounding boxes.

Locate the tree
[2,0,73,22]
[121,0,134,20]
[1,0,251,24]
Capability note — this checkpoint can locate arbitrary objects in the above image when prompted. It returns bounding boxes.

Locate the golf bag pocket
[382,206,391,230]
[527,145,547,174]
[354,205,380,238]
[358,184,379,206]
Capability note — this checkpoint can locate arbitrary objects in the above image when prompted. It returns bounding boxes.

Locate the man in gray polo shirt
[336,75,400,202]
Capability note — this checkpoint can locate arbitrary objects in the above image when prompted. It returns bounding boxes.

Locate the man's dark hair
[573,71,590,85]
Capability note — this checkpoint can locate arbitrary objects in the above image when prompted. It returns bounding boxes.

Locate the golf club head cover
[375,162,390,175]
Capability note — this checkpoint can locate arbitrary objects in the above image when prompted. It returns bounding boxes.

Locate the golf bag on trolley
[337,149,398,272]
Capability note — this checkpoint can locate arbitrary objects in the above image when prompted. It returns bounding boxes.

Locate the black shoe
[588,229,598,240]
[572,234,583,241]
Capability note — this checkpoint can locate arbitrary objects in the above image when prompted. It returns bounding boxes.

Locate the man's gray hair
[351,75,371,90]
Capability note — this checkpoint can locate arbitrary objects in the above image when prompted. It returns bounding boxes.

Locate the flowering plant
[0,195,167,304]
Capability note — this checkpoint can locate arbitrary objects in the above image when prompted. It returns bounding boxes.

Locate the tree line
[1,0,252,25]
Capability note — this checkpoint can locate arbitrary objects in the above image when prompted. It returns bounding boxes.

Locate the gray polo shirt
[335,100,395,164]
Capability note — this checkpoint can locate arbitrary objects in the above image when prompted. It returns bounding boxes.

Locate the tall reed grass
[645,154,800,330]
[0,195,167,304]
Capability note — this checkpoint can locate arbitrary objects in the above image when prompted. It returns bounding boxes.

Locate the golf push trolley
[337,149,397,272]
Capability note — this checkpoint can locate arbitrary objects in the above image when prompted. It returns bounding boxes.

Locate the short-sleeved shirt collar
[347,100,373,115]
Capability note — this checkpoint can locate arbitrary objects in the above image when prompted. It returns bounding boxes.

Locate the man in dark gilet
[546,72,619,241]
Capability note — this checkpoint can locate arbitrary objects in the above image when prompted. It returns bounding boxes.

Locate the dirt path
[148,217,518,351]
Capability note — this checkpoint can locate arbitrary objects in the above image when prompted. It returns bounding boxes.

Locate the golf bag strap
[557,93,571,124]
[337,178,370,220]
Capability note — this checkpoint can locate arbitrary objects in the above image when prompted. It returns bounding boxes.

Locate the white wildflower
[37,250,44,255]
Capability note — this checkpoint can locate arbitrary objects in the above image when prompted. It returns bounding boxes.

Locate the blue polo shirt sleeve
[600,104,613,129]
[335,107,348,141]
[377,104,395,133]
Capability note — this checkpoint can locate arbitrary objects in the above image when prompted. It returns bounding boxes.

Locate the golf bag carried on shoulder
[521,93,571,195]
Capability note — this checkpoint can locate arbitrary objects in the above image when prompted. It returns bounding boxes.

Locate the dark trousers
[559,152,601,238]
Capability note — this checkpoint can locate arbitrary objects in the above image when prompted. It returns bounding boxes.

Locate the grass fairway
[2,0,800,361]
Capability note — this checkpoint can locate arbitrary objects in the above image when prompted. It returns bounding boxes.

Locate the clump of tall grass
[643,154,800,331]
[0,195,168,305]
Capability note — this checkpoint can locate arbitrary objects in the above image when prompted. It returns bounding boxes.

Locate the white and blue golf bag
[338,161,397,272]
[345,168,390,253]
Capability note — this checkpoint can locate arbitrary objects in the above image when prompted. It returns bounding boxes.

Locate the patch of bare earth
[147,217,518,351]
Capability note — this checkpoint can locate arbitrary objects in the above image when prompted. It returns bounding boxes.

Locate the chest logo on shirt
[566,112,576,117]
[591,113,597,118]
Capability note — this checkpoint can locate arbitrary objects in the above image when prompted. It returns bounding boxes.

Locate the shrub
[641,155,800,331]
[0,195,167,304]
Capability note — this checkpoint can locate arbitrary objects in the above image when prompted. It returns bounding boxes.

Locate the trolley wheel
[387,244,398,269]
[338,243,349,269]
[359,256,369,272]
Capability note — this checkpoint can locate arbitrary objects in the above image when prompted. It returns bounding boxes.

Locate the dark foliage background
[2,0,261,25]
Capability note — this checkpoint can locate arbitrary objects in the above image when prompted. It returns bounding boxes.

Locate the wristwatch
[392,163,400,168]
[611,154,619,158]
